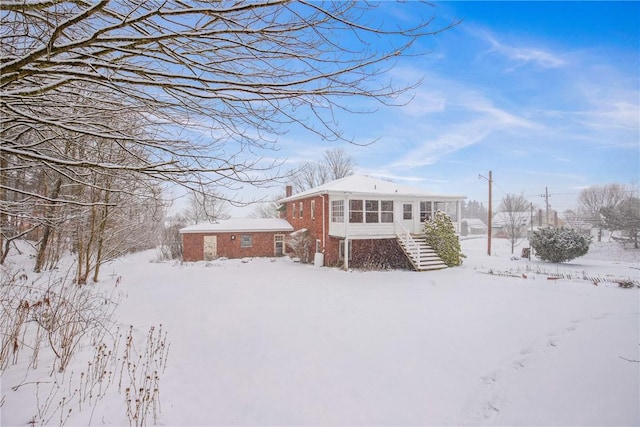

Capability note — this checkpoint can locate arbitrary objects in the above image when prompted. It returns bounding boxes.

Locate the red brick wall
[182,231,287,261]
[322,237,412,270]
[283,196,411,270]
[285,194,329,252]
[350,238,412,270]
[182,233,204,262]
[324,236,341,266]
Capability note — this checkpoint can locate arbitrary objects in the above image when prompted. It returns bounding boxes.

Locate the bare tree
[497,193,531,254]
[323,148,355,182]
[182,190,230,225]
[577,184,628,241]
[1,1,456,199]
[1,1,457,274]
[563,209,590,236]
[601,197,640,248]
[249,201,282,219]
[292,148,356,192]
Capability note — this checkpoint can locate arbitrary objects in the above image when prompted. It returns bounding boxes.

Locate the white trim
[180,218,293,234]
[279,175,465,203]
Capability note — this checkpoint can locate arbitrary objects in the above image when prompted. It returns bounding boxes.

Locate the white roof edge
[281,189,466,202]
[179,218,294,234]
[279,175,466,203]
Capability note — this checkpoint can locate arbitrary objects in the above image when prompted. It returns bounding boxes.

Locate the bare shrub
[121,325,170,427]
[2,261,169,425]
[0,270,31,369]
[287,229,314,264]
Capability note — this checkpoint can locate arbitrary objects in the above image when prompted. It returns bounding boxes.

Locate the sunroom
[328,196,462,239]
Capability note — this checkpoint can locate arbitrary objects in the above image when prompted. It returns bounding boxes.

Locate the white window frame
[331,200,344,223]
[365,200,379,223]
[274,234,284,256]
[420,201,432,222]
[381,200,394,223]
[240,235,253,248]
[403,203,413,220]
[349,199,363,223]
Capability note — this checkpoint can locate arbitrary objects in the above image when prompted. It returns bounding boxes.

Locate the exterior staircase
[397,233,448,271]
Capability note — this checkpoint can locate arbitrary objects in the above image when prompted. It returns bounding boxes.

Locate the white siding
[328,195,461,238]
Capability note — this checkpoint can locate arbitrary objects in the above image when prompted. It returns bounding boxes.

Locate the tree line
[466,184,640,253]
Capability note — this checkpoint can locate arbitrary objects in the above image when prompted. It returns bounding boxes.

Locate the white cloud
[401,91,447,116]
[382,79,539,169]
[472,27,567,69]
[389,123,490,168]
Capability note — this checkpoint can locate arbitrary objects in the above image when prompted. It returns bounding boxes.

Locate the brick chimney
[280,185,293,219]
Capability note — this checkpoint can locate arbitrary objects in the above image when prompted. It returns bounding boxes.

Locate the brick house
[180,218,293,261]
[280,175,465,270]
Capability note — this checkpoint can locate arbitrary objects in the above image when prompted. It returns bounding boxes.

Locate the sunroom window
[349,200,363,223]
[331,200,344,222]
[365,200,379,223]
[420,201,432,222]
[403,203,412,220]
[381,200,394,223]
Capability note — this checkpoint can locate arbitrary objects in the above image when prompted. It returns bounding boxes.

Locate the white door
[400,202,415,234]
[203,235,217,260]
[274,234,284,256]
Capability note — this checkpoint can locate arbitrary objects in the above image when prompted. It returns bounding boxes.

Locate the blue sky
[228,2,640,215]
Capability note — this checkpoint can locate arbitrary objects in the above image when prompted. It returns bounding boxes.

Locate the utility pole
[488,170,492,256]
[540,187,551,226]
[529,202,534,260]
[479,170,492,256]
[530,203,534,235]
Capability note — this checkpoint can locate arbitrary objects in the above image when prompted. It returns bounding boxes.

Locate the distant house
[180,218,293,261]
[461,218,488,235]
[492,211,530,238]
[279,175,465,270]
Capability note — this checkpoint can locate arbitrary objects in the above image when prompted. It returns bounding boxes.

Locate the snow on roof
[179,218,294,234]
[462,218,488,228]
[280,175,464,202]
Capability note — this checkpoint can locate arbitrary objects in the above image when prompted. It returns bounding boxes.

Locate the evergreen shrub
[529,227,591,263]
[423,211,464,267]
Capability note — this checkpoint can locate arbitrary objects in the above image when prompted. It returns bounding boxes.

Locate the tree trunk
[92,198,110,283]
[0,154,7,261]
[34,177,62,273]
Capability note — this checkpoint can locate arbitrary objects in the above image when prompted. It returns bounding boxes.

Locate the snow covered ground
[2,237,639,426]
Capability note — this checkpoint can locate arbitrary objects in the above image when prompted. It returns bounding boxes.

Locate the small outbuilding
[461,218,488,235]
[180,218,294,261]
